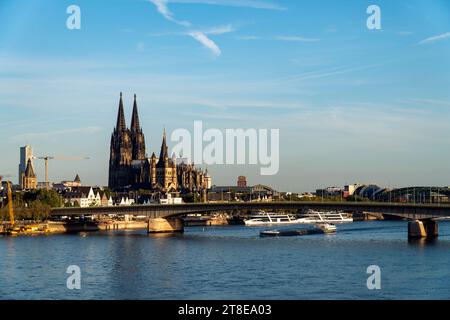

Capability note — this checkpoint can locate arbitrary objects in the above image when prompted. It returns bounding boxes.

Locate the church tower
[130,94,146,160]
[108,92,133,190]
[22,158,37,190]
[155,129,177,191]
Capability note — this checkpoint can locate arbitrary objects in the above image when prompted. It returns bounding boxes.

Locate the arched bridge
[51,201,450,221]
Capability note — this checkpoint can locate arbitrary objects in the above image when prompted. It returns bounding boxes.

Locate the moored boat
[298,210,353,224]
[260,226,333,237]
[244,212,305,226]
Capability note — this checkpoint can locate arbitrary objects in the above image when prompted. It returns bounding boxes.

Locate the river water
[0,220,449,300]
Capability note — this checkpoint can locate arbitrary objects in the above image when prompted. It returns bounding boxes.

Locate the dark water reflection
[0,221,449,300]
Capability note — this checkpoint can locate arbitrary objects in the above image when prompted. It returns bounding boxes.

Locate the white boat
[298,210,353,224]
[315,223,337,233]
[244,212,305,226]
[259,224,336,237]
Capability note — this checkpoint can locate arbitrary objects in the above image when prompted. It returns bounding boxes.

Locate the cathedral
[108,93,211,194]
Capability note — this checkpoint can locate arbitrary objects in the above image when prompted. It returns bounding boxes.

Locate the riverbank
[1,211,384,235]
[0,220,148,235]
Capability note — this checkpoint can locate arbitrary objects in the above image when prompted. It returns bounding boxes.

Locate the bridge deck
[50,202,450,220]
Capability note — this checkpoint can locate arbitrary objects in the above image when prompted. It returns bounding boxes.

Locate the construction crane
[0,178,50,236]
[0,174,12,208]
[6,181,14,227]
[0,174,11,192]
[0,174,11,184]
[33,155,90,190]
[0,176,18,235]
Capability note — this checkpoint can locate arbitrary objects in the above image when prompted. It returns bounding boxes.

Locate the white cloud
[236,35,261,40]
[275,36,320,42]
[237,35,320,42]
[203,24,235,35]
[148,0,191,26]
[159,96,305,110]
[186,25,235,56]
[167,0,285,10]
[418,32,450,45]
[149,0,171,20]
[189,32,221,56]
[148,1,236,56]
[148,24,234,37]
[12,127,103,142]
[270,64,383,83]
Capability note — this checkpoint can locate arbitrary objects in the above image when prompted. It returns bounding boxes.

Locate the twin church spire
[112,92,168,165]
[115,92,141,133]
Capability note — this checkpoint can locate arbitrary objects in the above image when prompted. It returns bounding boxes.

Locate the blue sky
[1,0,450,192]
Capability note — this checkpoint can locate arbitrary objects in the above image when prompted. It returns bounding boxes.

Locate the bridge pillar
[408,220,438,239]
[147,218,184,233]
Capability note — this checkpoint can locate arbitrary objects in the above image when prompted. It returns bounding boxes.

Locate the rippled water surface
[1,220,449,299]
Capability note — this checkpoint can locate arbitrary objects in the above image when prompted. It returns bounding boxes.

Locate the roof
[210,185,277,194]
[69,186,93,197]
[210,186,252,193]
[24,159,36,178]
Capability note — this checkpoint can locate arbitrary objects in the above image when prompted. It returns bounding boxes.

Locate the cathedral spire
[159,128,169,161]
[130,94,140,132]
[116,92,127,132]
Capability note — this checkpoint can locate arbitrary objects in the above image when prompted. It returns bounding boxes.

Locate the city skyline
[1,0,450,191]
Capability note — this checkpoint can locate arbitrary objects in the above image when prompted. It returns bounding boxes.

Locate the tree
[28,200,50,221]
[23,189,62,208]
[182,193,194,203]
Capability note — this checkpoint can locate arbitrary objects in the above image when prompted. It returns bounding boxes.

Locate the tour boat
[244,212,304,226]
[297,210,353,224]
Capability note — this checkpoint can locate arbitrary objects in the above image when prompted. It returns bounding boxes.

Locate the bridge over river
[51,202,450,238]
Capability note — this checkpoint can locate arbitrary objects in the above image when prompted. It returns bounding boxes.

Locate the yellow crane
[1,176,51,236]
[6,181,14,226]
[33,155,90,190]
[0,175,13,224]
[0,176,20,235]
